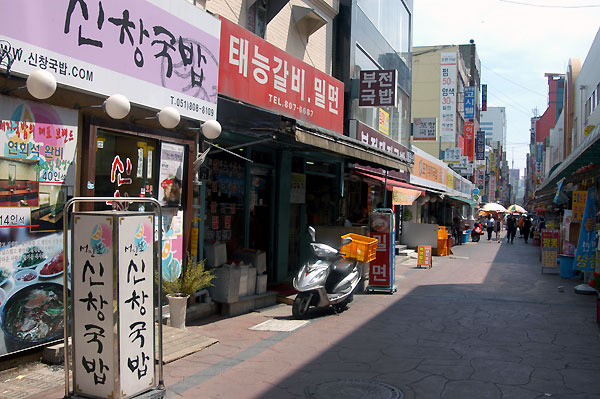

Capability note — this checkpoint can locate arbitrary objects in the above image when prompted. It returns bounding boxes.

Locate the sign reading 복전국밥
[0,0,220,120]
[218,17,343,133]
[359,70,397,107]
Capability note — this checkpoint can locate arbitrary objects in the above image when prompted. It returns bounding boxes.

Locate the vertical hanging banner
[464,122,474,161]
[440,52,457,143]
[464,86,475,119]
[574,188,596,271]
[475,130,485,160]
[481,84,487,111]
[158,142,185,207]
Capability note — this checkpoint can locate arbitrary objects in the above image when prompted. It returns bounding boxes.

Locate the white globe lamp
[26,70,57,100]
[201,120,222,140]
[157,107,180,129]
[103,94,130,119]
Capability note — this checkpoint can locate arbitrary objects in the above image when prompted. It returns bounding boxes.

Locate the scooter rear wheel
[292,293,311,319]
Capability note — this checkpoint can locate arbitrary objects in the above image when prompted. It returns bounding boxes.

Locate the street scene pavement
[3,234,600,399]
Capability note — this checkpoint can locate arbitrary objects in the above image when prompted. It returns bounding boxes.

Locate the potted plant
[161,254,216,329]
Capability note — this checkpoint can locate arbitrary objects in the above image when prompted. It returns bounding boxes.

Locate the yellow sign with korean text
[378,108,390,135]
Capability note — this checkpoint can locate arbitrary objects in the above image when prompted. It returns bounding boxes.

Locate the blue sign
[574,187,596,271]
[464,86,475,119]
[473,188,480,195]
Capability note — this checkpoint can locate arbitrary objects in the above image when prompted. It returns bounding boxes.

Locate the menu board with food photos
[0,96,77,357]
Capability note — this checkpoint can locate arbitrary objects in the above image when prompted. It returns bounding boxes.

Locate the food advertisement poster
[0,96,77,357]
[158,142,185,207]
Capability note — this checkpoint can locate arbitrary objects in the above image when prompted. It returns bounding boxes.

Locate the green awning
[448,195,477,207]
[536,125,600,192]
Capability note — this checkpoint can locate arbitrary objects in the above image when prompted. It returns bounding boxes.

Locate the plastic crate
[340,233,378,262]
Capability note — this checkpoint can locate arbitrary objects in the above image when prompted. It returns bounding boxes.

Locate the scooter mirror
[308,226,316,242]
[340,236,352,248]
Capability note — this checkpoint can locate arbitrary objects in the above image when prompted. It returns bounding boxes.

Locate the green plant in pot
[161,254,215,329]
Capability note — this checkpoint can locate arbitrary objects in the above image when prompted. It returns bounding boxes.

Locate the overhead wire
[482,65,547,98]
[498,0,600,8]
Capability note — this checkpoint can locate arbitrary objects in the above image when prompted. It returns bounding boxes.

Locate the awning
[447,195,477,207]
[353,171,425,193]
[295,124,411,171]
[536,124,600,192]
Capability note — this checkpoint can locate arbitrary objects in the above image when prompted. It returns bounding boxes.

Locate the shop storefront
[0,0,220,358]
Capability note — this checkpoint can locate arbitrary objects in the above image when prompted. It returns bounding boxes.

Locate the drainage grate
[305,379,404,399]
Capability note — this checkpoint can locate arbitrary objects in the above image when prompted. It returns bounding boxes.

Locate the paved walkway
[4,235,600,398]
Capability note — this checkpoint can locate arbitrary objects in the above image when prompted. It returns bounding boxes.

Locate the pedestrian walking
[518,215,524,238]
[522,216,532,243]
[506,214,517,244]
[453,216,463,245]
[495,216,502,242]
[485,215,495,241]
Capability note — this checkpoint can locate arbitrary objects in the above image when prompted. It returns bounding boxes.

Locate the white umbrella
[482,202,507,213]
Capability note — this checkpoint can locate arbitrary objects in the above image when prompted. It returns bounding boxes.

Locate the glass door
[94,129,158,210]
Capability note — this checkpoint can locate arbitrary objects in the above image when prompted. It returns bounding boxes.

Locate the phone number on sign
[268,94,314,117]
[170,96,215,117]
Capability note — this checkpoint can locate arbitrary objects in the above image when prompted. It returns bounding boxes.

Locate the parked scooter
[471,223,483,242]
[292,226,361,319]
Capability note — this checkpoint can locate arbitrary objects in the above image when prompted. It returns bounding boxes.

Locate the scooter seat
[325,259,355,292]
[332,259,354,275]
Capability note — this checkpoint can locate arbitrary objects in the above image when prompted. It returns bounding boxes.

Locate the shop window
[204,155,246,257]
[247,0,267,39]
[94,130,159,211]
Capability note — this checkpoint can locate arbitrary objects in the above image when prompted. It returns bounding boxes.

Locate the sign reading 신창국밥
[0,0,220,120]
[218,17,343,133]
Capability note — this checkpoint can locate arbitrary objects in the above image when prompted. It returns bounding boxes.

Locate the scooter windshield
[310,243,338,258]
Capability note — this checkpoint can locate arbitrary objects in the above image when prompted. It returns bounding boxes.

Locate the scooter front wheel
[292,292,312,319]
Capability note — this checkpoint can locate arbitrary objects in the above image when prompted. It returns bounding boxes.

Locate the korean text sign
[413,117,437,141]
[218,17,343,133]
[440,52,457,143]
[464,86,475,119]
[0,0,220,120]
[369,213,393,287]
[359,70,397,107]
[72,213,156,398]
[475,130,485,160]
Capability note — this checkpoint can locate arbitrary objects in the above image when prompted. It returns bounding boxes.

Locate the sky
[412,0,600,175]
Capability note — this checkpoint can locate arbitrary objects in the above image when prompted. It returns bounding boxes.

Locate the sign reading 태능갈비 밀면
[218,17,343,133]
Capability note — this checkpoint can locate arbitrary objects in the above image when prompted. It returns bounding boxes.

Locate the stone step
[397,249,416,256]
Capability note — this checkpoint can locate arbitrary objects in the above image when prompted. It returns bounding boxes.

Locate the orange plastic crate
[340,233,378,262]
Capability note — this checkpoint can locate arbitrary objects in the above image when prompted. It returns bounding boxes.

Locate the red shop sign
[369,231,391,287]
[218,17,344,133]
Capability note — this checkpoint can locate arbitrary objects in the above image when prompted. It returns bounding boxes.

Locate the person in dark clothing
[506,214,517,244]
[453,217,463,245]
[522,217,532,243]
[485,215,495,241]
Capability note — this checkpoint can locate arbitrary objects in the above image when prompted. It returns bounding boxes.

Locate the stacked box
[256,274,267,294]
[239,264,249,296]
[237,249,267,275]
[208,265,240,303]
[205,242,227,268]
[247,267,257,295]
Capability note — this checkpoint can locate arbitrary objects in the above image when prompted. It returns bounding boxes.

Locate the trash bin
[437,226,449,256]
[462,230,471,244]
[558,255,575,278]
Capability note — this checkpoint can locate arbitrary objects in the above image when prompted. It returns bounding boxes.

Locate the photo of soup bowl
[0,282,66,353]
